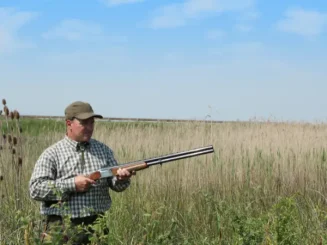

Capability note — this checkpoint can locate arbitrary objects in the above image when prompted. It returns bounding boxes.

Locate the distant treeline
[21,115,227,123]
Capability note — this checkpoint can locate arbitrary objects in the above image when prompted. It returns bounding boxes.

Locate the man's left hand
[116,168,135,180]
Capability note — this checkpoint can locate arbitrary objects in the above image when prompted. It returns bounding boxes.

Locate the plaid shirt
[29,135,130,218]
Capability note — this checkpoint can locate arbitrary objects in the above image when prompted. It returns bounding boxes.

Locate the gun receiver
[88,145,214,181]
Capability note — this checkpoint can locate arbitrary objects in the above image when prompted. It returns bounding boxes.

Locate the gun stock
[88,145,214,181]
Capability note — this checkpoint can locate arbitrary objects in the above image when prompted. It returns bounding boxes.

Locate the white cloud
[101,0,145,7]
[150,4,186,29]
[42,19,103,41]
[276,8,327,37]
[206,29,225,40]
[0,7,36,53]
[184,0,254,15]
[0,29,12,51]
[235,24,253,32]
[233,10,259,33]
[150,0,255,29]
[242,11,260,21]
[210,41,264,58]
[42,19,128,44]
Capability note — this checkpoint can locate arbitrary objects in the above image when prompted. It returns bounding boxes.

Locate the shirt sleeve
[105,147,131,192]
[109,177,131,192]
[29,150,76,201]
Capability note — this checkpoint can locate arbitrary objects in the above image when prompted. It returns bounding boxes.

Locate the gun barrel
[118,145,214,168]
[147,147,214,166]
[147,145,214,164]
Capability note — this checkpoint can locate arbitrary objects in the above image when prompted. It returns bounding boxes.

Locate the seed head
[13,137,18,145]
[2,99,6,106]
[14,110,20,120]
[19,127,23,133]
[0,176,3,181]
[12,148,16,155]
[10,111,14,120]
[8,135,12,144]
[2,135,6,140]
[18,157,23,165]
[3,106,9,116]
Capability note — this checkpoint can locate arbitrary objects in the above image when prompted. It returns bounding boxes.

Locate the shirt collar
[64,135,91,152]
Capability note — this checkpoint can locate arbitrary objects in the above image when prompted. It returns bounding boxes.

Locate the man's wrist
[56,177,76,193]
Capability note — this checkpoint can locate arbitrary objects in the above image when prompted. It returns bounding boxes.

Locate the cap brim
[75,112,103,120]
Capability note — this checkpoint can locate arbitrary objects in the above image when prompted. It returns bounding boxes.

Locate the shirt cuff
[111,176,130,192]
[56,177,76,193]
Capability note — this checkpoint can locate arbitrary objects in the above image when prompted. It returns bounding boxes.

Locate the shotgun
[88,145,214,181]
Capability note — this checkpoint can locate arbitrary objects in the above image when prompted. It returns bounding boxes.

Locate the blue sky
[0,0,326,122]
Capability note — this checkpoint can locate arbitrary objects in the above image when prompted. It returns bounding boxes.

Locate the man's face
[66,117,95,142]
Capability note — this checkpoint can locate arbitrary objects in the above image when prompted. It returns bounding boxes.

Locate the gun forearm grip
[111,162,147,175]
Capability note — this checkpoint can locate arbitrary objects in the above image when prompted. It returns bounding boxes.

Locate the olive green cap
[64,101,103,120]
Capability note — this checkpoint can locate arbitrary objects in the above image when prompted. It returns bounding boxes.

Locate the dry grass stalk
[0,98,24,211]
[3,106,9,117]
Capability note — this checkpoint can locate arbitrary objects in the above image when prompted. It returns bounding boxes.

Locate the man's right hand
[74,175,96,192]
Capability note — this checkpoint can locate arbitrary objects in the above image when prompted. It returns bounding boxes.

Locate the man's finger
[118,168,130,176]
[85,177,96,184]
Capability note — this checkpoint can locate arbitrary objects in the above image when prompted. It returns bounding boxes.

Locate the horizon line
[18,114,322,125]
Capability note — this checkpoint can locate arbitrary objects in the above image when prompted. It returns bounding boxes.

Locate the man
[29,101,132,244]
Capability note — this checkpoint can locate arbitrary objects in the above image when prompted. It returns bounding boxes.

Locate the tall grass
[1,100,327,244]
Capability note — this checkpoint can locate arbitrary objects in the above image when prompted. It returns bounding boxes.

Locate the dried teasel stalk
[13,137,18,145]
[7,135,12,144]
[3,106,9,116]
[14,110,20,120]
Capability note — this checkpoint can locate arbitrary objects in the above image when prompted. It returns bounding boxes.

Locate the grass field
[1,112,327,244]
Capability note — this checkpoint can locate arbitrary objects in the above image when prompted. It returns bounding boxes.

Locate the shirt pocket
[85,152,108,173]
[58,155,80,177]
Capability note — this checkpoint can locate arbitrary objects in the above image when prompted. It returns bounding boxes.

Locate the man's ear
[66,119,72,127]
